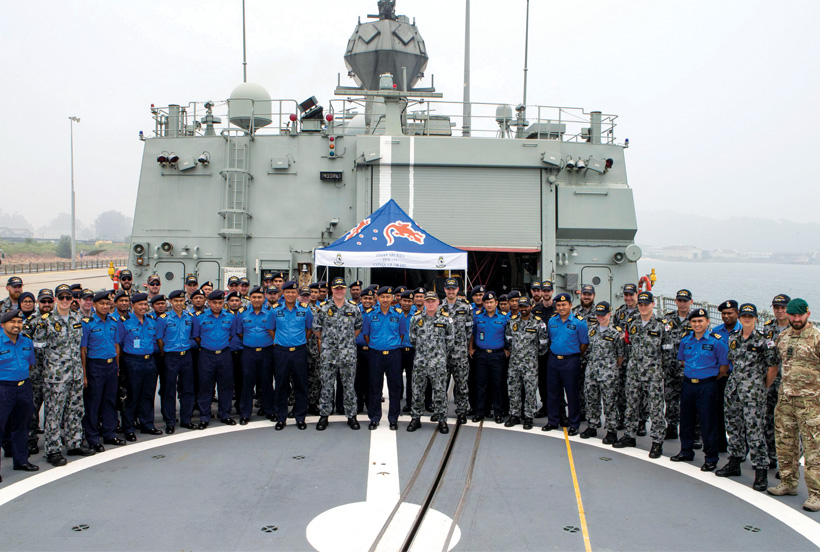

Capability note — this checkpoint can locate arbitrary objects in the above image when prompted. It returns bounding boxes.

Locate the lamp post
[69,116,80,270]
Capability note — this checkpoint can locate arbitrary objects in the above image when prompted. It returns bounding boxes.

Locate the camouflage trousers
[447,351,470,416]
[412,361,448,421]
[724,374,768,468]
[507,357,538,419]
[318,353,357,418]
[28,362,45,444]
[585,369,621,431]
[308,349,321,409]
[664,360,683,428]
[765,375,780,465]
[43,379,84,454]
[624,373,667,443]
[775,394,820,496]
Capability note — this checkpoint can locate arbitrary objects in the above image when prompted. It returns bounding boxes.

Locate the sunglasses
[148,283,160,286]
[120,277,132,282]
[39,299,54,304]
[57,296,73,301]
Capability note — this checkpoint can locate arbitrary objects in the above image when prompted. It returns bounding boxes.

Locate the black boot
[753,468,768,491]
[602,431,618,445]
[316,416,329,431]
[504,416,520,428]
[715,456,743,477]
[407,418,422,432]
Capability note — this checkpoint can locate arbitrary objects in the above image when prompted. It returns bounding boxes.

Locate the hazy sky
[4,0,820,226]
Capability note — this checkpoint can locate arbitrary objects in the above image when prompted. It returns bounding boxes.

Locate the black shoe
[47,453,67,466]
[753,469,769,492]
[505,416,520,428]
[637,427,647,437]
[567,427,579,437]
[165,426,175,435]
[776,471,781,479]
[523,418,534,430]
[602,431,618,445]
[67,446,96,457]
[316,416,329,431]
[430,413,440,422]
[196,422,209,430]
[179,422,197,430]
[769,459,778,470]
[692,438,703,450]
[266,414,277,422]
[275,421,286,430]
[715,456,743,477]
[346,417,359,430]
[438,421,449,434]
[649,443,663,459]
[495,415,504,424]
[125,432,138,442]
[220,418,237,426]
[407,418,422,432]
[701,462,717,472]
[402,405,411,413]
[472,415,484,423]
[91,443,106,453]
[670,453,694,462]
[257,407,265,416]
[613,436,636,448]
[457,414,467,425]
[368,421,379,430]
[140,427,163,435]
[103,438,127,446]
[389,422,398,430]
[541,424,559,432]
[534,408,548,419]
[665,426,678,440]
[13,462,39,472]
[239,418,250,425]
[297,421,307,430]
[580,427,597,439]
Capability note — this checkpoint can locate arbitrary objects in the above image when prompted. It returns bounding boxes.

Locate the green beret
[786,298,809,315]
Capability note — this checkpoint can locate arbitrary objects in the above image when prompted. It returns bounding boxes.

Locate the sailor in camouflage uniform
[763,293,790,468]
[33,284,95,466]
[612,283,639,427]
[26,289,54,450]
[662,289,694,440]
[437,278,472,425]
[614,291,669,459]
[504,297,548,430]
[313,278,363,431]
[408,291,454,434]
[767,298,820,512]
[715,303,779,491]
[581,302,625,444]
[305,286,322,415]
[0,276,24,315]
[572,284,598,419]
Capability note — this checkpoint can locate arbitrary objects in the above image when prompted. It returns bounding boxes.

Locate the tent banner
[314,249,466,269]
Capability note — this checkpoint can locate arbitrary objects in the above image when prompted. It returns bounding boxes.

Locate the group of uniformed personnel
[0,274,818,512]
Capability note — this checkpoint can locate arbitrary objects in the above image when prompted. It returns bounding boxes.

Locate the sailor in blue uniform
[155,289,196,432]
[0,310,39,478]
[81,291,124,451]
[355,287,376,413]
[117,293,161,441]
[542,292,589,435]
[235,286,275,425]
[362,286,407,430]
[270,281,313,430]
[469,291,509,423]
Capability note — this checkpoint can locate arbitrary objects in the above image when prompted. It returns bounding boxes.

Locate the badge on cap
[637,291,653,304]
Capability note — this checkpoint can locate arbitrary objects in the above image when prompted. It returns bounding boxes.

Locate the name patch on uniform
[702,344,714,351]
[603,335,615,342]
[296,312,306,317]
[435,323,446,328]
[567,324,576,330]
[91,328,102,333]
[526,328,537,333]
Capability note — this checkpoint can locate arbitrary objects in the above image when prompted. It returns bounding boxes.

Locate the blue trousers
[273,345,307,423]
[123,354,158,432]
[368,348,402,424]
[163,351,195,426]
[241,346,274,419]
[356,345,371,412]
[82,357,118,444]
[547,353,581,428]
[0,380,33,468]
[680,377,720,463]
[198,349,234,422]
[474,349,506,417]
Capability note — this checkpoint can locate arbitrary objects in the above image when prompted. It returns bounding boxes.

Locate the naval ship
[1,3,818,551]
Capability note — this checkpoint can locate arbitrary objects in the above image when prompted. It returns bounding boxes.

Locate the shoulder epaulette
[82,316,91,323]
[615,325,623,332]
[534,315,542,321]
[661,318,667,325]
[120,315,127,321]
[576,314,584,320]
[664,311,676,317]
[549,313,558,318]
[711,332,722,339]
[763,319,775,326]
[319,300,328,307]
[238,307,245,314]
[159,313,167,319]
[194,311,203,316]
[348,299,356,305]
[476,309,484,315]
[627,316,636,323]
[365,307,374,314]
[441,311,449,317]
[300,302,308,308]
[511,314,519,320]
[272,302,280,309]
[41,312,50,319]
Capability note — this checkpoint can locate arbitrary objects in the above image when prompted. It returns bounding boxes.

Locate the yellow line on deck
[564,428,592,552]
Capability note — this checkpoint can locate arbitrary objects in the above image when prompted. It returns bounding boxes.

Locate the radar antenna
[378,0,397,20]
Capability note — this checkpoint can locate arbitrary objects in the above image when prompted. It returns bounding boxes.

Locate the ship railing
[149,100,302,138]
[1,258,127,275]
[654,296,819,330]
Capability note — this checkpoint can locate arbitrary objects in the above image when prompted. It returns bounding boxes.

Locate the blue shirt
[677,331,730,379]
[399,309,415,347]
[547,314,589,355]
[713,321,741,370]
[81,313,119,359]
[270,302,313,347]
[362,306,407,351]
[356,302,369,346]
[155,310,194,353]
[147,312,162,353]
[226,309,243,351]
[192,310,236,352]
[236,307,275,348]
[0,332,34,381]
[473,309,509,350]
[117,314,157,355]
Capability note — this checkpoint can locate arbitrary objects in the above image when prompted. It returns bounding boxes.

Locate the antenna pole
[242,0,248,82]
[522,0,530,107]
[462,0,471,137]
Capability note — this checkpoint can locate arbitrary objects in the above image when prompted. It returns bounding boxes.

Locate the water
[638,258,820,314]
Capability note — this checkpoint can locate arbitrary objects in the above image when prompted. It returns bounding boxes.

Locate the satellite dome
[228,82,272,131]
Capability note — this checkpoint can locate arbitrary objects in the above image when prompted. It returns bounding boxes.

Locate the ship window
[592,276,601,285]
[165,272,175,281]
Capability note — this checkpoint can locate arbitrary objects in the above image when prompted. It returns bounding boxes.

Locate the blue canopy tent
[314,199,467,270]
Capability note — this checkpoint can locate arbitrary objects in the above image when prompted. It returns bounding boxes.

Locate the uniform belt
[551,353,580,360]
[0,379,28,387]
[480,348,505,354]
[402,347,412,352]
[684,376,717,384]
[370,348,396,355]
[275,344,306,352]
[203,349,223,355]
[360,346,369,351]
[125,353,152,360]
[165,350,187,356]
[89,357,117,363]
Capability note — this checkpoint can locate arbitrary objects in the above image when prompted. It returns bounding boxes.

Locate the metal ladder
[218,129,253,267]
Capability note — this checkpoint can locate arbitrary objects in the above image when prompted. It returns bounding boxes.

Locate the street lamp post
[69,116,80,270]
